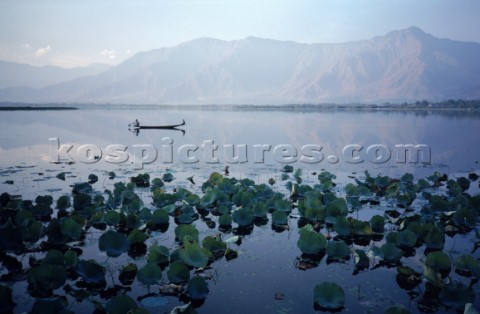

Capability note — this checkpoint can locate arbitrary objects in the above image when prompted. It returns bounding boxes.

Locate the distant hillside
[1,27,480,104]
[0,61,111,89]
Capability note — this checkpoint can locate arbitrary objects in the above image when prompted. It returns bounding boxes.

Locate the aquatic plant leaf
[106,295,137,314]
[353,249,369,271]
[385,305,411,314]
[99,230,130,258]
[180,241,209,268]
[452,207,477,229]
[31,297,72,314]
[325,198,348,218]
[370,215,385,233]
[439,282,475,308]
[137,262,163,286]
[43,249,65,266]
[88,174,98,184]
[370,243,402,263]
[188,276,209,300]
[56,195,71,210]
[28,264,67,293]
[162,172,174,183]
[271,210,288,225]
[104,210,121,226]
[297,226,327,254]
[76,260,106,284]
[455,255,480,278]
[232,207,254,226]
[119,263,138,285]
[175,224,199,243]
[131,173,150,187]
[64,250,78,270]
[128,229,148,244]
[218,213,232,226]
[24,221,43,244]
[149,208,169,225]
[351,219,372,236]
[202,235,227,256]
[395,229,417,248]
[140,296,169,308]
[425,251,451,274]
[313,282,345,310]
[252,202,268,218]
[326,240,350,261]
[167,261,190,284]
[60,217,83,240]
[424,225,445,250]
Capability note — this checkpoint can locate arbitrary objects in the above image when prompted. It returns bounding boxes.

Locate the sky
[0,0,479,68]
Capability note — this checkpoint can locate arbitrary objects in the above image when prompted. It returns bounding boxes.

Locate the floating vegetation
[0,168,479,313]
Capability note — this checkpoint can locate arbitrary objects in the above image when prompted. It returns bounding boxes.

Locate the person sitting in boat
[134,119,139,127]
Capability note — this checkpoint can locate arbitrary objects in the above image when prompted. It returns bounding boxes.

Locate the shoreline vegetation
[0,99,479,112]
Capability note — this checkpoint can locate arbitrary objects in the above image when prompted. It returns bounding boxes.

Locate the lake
[0,106,479,314]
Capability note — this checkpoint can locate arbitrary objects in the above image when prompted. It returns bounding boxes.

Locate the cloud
[21,43,31,49]
[101,49,116,59]
[35,45,51,57]
[126,50,132,54]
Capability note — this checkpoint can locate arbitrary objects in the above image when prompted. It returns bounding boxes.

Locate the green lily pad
[137,262,163,286]
[425,251,451,274]
[202,235,227,257]
[180,241,210,268]
[439,282,475,309]
[106,295,138,314]
[326,240,350,261]
[395,229,417,248]
[188,276,209,300]
[76,260,106,285]
[232,207,254,226]
[175,224,199,243]
[218,213,232,226]
[455,255,480,277]
[56,195,71,210]
[424,225,445,250]
[370,243,402,263]
[334,216,351,236]
[167,261,190,284]
[28,264,67,295]
[370,215,385,233]
[119,263,138,286]
[313,282,345,310]
[147,243,170,264]
[60,217,83,240]
[325,198,348,219]
[271,210,288,225]
[385,305,411,314]
[31,297,72,314]
[99,230,130,258]
[297,225,327,254]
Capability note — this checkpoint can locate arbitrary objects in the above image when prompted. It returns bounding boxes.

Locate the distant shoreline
[0,106,78,111]
[0,99,478,112]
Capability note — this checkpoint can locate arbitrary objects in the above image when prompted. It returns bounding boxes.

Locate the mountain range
[1,26,480,104]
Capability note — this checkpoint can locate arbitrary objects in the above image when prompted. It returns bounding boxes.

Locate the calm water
[1,106,479,313]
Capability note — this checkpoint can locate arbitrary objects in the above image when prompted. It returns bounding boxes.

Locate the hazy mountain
[0,61,111,89]
[1,27,480,104]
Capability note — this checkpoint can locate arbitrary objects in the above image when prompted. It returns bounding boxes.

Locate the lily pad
[326,240,350,261]
[180,241,210,268]
[106,295,138,314]
[187,276,209,300]
[99,230,130,258]
[28,264,67,295]
[76,260,106,285]
[137,263,163,286]
[232,207,254,226]
[297,225,327,254]
[167,261,190,283]
[313,282,345,310]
